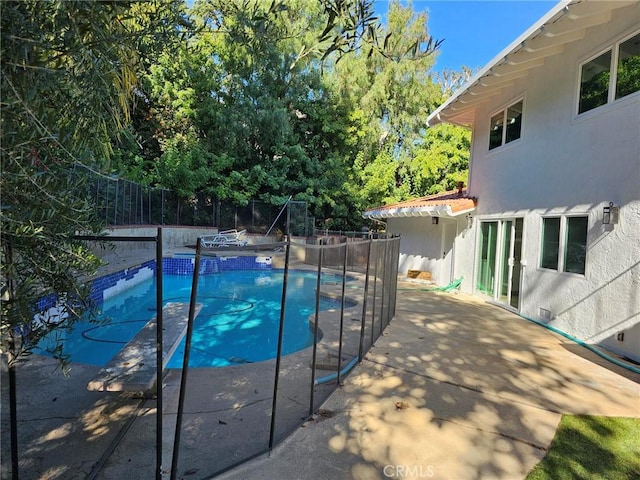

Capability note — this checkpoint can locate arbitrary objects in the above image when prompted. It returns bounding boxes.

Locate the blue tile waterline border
[36,256,273,312]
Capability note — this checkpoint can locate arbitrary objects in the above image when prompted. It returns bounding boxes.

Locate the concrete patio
[2,280,639,480]
[217,284,640,480]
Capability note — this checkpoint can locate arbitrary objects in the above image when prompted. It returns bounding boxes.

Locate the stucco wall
[465,4,640,362]
[101,225,221,251]
[388,216,471,287]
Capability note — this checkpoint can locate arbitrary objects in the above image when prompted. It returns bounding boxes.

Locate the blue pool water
[37,270,343,368]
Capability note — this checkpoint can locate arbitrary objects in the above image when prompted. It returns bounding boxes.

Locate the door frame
[475,217,524,311]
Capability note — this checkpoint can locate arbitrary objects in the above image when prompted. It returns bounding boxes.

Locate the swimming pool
[36,269,345,368]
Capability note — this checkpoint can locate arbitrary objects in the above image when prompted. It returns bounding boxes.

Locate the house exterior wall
[388,216,469,286]
[463,4,640,362]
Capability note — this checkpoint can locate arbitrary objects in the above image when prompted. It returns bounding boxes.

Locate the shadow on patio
[220,286,639,480]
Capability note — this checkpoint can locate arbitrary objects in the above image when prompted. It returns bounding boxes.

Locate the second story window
[616,33,640,99]
[489,100,523,150]
[579,31,640,114]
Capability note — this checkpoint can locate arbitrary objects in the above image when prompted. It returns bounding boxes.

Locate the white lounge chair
[200,229,248,248]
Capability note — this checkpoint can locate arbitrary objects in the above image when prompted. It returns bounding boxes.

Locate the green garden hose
[398,276,463,292]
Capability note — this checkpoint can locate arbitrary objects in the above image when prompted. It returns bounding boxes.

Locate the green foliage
[328,1,461,211]
[118,0,396,227]
[526,415,640,480]
[0,0,185,367]
[404,123,471,196]
[111,0,465,229]
[616,54,640,100]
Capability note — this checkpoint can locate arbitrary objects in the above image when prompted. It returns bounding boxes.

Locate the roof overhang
[427,0,636,127]
[363,204,475,219]
[363,187,478,220]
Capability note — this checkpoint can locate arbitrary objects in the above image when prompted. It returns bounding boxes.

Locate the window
[616,33,640,100]
[541,218,560,270]
[505,102,523,143]
[540,216,588,274]
[564,217,588,274]
[477,221,498,295]
[579,32,640,114]
[489,100,523,150]
[489,112,504,150]
[579,51,611,113]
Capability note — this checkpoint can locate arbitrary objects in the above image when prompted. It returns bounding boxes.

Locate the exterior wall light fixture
[466,214,473,229]
[432,217,439,225]
[603,202,619,225]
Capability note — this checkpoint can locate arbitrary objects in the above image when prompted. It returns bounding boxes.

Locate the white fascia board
[449,206,476,218]
[363,204,476,219]
[426,0,572,127]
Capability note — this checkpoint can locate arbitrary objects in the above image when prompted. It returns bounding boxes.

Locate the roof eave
[363,204,476,220]
[427,0,575,127]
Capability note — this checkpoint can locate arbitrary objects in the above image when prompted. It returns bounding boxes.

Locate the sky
[373,0,558,74]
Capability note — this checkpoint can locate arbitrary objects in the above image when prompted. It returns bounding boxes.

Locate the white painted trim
[363,204,476,220]
[427,0,572,126]
[487,96,526,153]
[574,28,640,117]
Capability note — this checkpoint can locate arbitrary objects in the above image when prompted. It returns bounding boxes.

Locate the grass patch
[526,415,640,480]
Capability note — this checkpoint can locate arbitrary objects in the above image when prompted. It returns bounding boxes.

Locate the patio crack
[430,415,549,451]
[167,396,271,416]
[363,358,565,416]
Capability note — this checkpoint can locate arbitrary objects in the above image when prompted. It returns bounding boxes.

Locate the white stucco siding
[469,5,640,214]
[520,201,640,362]
[388,217,469,286]
[452,222,476,294]
[466,6,640,362]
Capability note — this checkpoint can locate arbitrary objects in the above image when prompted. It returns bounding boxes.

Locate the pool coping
[86,302,203,393]
[81,250,365,393]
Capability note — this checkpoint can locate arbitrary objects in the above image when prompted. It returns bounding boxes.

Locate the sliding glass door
[477,219,523,309]
[477,222,498,296]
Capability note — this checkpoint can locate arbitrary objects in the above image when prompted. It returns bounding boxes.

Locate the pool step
[87,302,202,393]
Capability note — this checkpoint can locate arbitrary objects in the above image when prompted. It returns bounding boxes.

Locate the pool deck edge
[86,302,202,393]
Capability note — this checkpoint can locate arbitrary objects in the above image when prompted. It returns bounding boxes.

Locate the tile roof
[362,188,477,219]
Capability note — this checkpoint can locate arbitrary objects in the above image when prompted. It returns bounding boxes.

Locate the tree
[1,0,187,366]
[1,3,187,476]
[404,123,471,196]
[115,0,414,229]
[326,1,444,210]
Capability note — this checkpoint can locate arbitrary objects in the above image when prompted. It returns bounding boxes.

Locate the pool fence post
[380,238,388,334]
[358,239,372,361]
[336,239,348,385]
[155,227,163,480]
[3,240,19,480]
[170,237,202,480]
[268,239,290,451]
[389,236,398,323]
[370,240,379,347]
[113,180,118,225]
[7,335,19,480]
[308,238,323,416]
